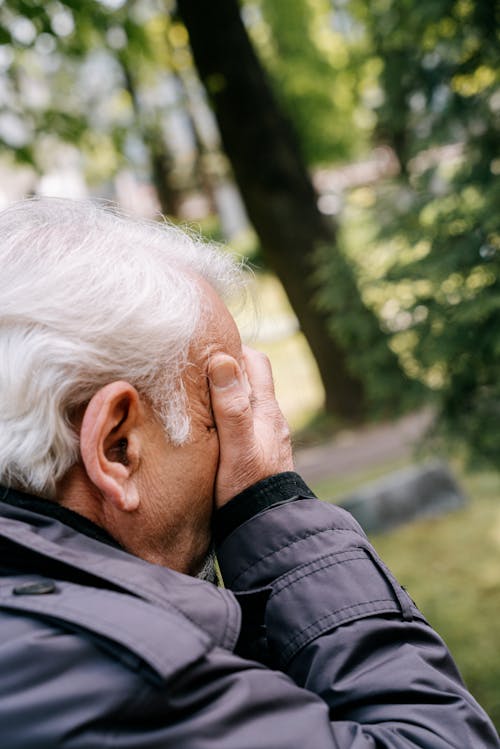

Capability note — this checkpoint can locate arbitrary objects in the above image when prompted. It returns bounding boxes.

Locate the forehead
[194,277,242,363]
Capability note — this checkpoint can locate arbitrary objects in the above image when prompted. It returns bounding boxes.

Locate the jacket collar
[0,485,241,652]
[0,487,122,550]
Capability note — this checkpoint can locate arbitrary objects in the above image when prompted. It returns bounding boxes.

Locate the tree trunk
[120,56,182,217]
[176,0,370,419]
[148,134,181,217]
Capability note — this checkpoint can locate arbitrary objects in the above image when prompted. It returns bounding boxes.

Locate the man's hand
[209,346,294,508]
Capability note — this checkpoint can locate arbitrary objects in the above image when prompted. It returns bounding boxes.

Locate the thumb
[208,355,253,447]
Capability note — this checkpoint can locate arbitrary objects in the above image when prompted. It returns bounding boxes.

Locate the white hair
[0,197,244,498]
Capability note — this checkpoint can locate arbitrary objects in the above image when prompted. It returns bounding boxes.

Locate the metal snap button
[13,580,57,596]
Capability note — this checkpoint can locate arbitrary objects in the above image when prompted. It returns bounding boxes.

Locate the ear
[80,381,142,513]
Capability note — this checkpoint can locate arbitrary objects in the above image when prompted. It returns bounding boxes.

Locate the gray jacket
[0,474,498,748]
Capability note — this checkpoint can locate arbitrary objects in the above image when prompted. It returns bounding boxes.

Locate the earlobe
[80,382,141,513]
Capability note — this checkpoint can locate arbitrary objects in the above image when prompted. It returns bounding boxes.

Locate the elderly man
[0,198,497,748]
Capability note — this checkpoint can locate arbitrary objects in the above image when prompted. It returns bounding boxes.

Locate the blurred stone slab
[338,461,467,535]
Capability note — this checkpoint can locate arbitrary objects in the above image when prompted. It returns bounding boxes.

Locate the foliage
[1,1,124,175]
[0,1,187,184]
[244,0,371,165]
[378,165,499,468]
[332,0,500,466]
[350,0,498,169]
[5,0,368,175]
[314,238,424,417]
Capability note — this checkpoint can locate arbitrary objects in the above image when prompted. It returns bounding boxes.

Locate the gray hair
[0,198,244,498]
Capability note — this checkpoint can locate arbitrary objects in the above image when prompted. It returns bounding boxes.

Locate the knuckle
[224,395,252,423]
[280,422,291,442]
[256,350,270,366]
[248,348,271,370]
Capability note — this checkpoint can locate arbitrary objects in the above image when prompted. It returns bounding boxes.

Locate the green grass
[312,465,500,730]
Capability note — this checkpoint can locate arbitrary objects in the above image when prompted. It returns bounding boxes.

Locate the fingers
[209,348,294,507]
[241,348,293,475]
[242,345,276,406]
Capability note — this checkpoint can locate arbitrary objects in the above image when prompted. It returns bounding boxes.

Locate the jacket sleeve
[214,473,500,748]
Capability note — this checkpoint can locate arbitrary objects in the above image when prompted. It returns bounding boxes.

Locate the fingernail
[210,359,238,389]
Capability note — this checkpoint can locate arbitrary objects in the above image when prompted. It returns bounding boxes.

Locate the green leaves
[0,0,164,172]
[361,0,500,465]
[0,25,12,44]
[247,0,368,165]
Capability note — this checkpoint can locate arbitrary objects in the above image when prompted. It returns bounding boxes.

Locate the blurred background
[0,0,499,728]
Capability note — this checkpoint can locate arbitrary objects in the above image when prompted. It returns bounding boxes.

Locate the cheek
[200,432,220,494]
[183,430,220,506]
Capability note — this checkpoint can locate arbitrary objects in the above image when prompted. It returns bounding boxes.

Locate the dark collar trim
[0,486,123,551]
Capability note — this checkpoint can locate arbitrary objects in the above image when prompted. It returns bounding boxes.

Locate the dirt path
[294,409,433,486]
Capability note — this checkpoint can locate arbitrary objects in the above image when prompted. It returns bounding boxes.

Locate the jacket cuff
[218,498,421,670]
[213,472,316,546]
